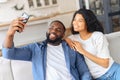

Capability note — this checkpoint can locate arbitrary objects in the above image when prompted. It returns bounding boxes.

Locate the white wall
[0,0,79,22]
[0,12,74,49]
[0,0,79,49]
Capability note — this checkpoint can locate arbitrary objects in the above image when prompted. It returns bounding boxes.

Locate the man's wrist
[6,31,15,37]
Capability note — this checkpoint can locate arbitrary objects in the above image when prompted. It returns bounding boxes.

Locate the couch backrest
[105,31,120,64]
[0,57,14,80]
[11,60,33,80]
[0,57,33,80]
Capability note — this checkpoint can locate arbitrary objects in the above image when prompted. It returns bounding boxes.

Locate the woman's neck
[79,31,92,40]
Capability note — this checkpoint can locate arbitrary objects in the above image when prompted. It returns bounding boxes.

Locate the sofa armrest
[11,60,33,80]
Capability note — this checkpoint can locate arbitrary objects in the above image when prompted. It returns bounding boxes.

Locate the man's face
[46,21,65,44]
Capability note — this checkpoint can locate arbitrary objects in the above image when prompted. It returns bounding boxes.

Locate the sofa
[105,31,120,63]
[0,57,33,80]
[0,31,120,80]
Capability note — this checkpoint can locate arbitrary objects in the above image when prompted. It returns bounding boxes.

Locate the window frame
[27,0,58,10]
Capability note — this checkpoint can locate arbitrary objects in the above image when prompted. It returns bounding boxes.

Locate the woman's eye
[79,20,83,22]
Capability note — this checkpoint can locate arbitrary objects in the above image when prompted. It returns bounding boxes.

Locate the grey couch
[0,31,120,80]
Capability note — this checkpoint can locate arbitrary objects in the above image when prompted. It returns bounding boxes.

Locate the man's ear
[62,33,65,39]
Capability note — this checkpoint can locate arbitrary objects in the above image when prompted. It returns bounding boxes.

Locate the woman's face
[72,13,87,32]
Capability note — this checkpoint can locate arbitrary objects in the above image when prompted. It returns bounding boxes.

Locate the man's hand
[3,18,26,48]
[7,18,26,36]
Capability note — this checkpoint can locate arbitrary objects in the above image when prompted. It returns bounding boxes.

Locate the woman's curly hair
[71,8,104,34]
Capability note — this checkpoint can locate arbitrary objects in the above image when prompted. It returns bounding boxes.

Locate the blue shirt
[2,40,92,80]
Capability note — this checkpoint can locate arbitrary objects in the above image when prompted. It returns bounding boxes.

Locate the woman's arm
[82,49,109,68]
[73,41,109,68]
[64,38,75,49]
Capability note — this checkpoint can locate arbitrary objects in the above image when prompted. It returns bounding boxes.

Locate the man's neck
[48,42,61,46]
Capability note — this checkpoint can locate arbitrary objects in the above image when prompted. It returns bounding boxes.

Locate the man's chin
[47,40,56,43]
[47,38,62,44]
[49,38,56,41]
[46,34,62,44]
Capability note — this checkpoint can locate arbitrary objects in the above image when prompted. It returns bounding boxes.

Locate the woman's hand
[65,38,85,53]
[64,38,75,49]
[72,41,85,54]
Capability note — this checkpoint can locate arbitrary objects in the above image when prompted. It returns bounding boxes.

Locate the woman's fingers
[70,41,76,50]
[72,41,81,51]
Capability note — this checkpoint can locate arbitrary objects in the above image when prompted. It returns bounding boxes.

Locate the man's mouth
[49,33,56,40]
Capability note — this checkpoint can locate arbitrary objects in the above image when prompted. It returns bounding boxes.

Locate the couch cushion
[11,60,33,80]
[105,32,120,63]
[0,57,13,80]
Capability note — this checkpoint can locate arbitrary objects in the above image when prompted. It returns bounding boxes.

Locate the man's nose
[48,29,57,35]
[51,28,59,33]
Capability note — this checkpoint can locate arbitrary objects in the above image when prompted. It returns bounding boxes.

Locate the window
[28,0,57,9]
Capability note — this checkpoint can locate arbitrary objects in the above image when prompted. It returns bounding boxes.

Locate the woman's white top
[69,31,114,79]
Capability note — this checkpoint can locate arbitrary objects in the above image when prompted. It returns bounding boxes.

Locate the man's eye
[56,29,62,32]
[49,28,53,30]
[49,28,62,32]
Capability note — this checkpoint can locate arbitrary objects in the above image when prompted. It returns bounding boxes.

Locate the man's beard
[46,33,62,44]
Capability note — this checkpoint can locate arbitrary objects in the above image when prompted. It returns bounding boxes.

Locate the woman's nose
[73,21,78,25]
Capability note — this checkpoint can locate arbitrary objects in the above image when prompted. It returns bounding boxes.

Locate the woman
[65,8,120,80]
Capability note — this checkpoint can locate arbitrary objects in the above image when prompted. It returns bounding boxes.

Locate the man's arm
[2,18,33,61]
[4,18,25,48]
[76,53,92,80]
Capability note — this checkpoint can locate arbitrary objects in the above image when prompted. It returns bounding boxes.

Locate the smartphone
[17,12,30,32]
[21,12,30,23]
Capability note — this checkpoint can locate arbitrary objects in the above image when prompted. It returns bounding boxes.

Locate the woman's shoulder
[68,34,79,38]
[92,31,109,46]
[91,31,105,40]
[92,31,104,37]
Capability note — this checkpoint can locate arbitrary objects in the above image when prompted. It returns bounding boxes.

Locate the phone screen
[21,12,30,23]
[17,12,30,32]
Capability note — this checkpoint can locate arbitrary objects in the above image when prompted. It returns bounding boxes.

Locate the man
[2,18,92,80]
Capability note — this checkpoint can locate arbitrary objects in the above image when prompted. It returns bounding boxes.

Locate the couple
[2,8,120,80]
